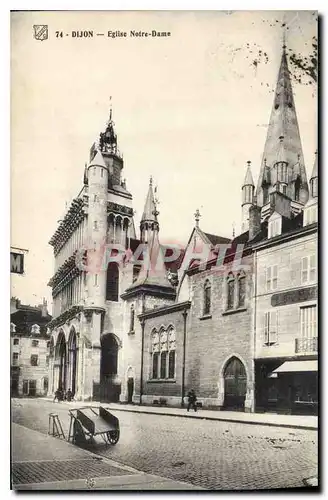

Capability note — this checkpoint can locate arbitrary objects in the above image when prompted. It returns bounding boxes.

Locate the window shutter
[270,311,278,344]
[272,265,278,290]
[264,312,269,344]
[301,257,308,283]
[310,254,316,282]
[266,266,271,291]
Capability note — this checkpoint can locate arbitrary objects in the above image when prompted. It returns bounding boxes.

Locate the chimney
[248,205,262,241]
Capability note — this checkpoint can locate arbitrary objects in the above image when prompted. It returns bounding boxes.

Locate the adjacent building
[11,298,52,397]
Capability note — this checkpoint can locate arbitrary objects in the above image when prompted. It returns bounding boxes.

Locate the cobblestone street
[11,399,318,490]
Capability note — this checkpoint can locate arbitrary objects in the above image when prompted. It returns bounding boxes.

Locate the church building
[47,45,317,414]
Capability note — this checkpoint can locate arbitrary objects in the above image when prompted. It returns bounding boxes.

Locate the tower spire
[98,97,122,158]
[256,45,309,207]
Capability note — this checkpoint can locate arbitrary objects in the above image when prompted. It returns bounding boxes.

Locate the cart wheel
[106,430,120,445]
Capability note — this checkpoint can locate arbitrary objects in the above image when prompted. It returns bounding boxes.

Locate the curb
[34,398,317,431]
[107,407,318,431]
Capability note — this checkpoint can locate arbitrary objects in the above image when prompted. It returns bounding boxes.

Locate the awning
[273,360,318,373]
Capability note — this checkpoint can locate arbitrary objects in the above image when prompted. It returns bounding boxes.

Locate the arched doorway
[68,329,78,396]
[55,332,67,391]
[223,357,247,411]
[100,333,121,402]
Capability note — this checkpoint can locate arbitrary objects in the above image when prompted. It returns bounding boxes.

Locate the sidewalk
[41,398,318,431]
[11,423,204,490]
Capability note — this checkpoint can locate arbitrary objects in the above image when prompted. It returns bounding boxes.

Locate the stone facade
[11,299,51,397]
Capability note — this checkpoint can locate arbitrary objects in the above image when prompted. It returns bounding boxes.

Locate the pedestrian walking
[66,388,74,402]
[53,388,62,403]
[187,389,198,412]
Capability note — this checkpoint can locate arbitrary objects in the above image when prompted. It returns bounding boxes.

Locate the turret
[140,177,159,244]
[241,161,255,232]
[273,136,289,196]
[86,149,108,309]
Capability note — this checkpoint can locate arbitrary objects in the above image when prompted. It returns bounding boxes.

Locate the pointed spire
[256,45,309,205]
[243,161,254,186]
[141,177,157,223]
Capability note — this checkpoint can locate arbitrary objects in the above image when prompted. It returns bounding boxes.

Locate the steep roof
[243,163,254,186]
[89,150,107,169]
[141,178,157,223]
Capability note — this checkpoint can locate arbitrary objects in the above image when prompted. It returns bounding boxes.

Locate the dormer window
[31,324,40,335]
[303,204,318,226]
[10,322,16,333]
[268,213,282,239]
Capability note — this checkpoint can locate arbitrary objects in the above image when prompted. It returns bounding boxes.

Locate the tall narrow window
[168,327,176,379]
[130,304,135,332]
[151,330,160,379]
[159,330,168,379]
[227,274,235,310]
[301,306,317,339]
[12,353,19,366]
[266,265,278,291]
[302,255,317,284]
[106,263,119,301]
[160,352,167,379]
[264,311,278,345]
[238,273,246,308]
[203,279,211,315]
[30,354,38,366]
[152,353,159,378]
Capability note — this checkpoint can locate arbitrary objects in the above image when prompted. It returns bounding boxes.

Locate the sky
[10,10,317,311]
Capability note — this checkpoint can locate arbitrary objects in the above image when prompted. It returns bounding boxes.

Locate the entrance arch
[68,328,78,396]
[100,333,121,402]
[223,356,247,411]
[55,331,67,391]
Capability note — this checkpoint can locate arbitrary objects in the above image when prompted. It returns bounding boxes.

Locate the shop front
[255,359,318,415]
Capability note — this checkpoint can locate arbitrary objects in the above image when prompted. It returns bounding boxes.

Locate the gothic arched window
[168,327,176,379]
[106,263,119,301]
[227,273,235,310]
[151,330,160,379]
[160,329,168,379]
[203,279,211,316]
[237,272,246,308]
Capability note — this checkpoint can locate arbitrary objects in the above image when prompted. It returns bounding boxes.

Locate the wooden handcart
[68,406,120,447]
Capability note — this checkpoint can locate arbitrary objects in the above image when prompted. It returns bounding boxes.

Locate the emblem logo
[33,25,48,41]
